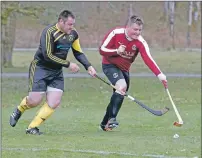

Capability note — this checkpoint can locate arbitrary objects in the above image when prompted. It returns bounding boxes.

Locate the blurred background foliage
[1,1,201,67]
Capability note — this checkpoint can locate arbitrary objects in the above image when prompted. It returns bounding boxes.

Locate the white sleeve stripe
[138,36,161,70]
[101,47,117,52]
[143,43,160,70]
[101,31,117,52]
[101,28,124,53]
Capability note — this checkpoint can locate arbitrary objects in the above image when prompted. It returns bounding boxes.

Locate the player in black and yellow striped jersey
[9,10,97,135]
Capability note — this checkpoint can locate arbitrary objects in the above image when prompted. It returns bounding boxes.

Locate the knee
[115,79,127,89]
[121,87,127,92]
[27,96,43,107]
[115,79,127,93]
[47,99,61,109]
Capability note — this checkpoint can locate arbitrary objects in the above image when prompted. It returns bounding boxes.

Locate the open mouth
[132,35,139,39]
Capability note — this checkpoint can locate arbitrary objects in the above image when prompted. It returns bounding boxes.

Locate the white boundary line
[2,147,198,158]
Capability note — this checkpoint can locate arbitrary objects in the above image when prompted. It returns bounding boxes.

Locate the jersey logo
[56,44,71,50]
[63,36,66,39]
[132,45,137,51]
[113,73,118,78]
[68,35,74,42]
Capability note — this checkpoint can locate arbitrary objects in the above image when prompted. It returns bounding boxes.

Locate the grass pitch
[2,77,201,158]
[1,49,201,157]
[2,49,201,74]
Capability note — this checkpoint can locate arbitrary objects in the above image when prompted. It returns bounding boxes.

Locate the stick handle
[166,88,183,122]
[95,74,125,94]
[95,75,145,104]
[96,75,136,102]
[95,74,111,86]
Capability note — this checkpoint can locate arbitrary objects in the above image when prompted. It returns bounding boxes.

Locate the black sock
[101,103,110,125]
[101,92,124,125]
[109,92,124,118]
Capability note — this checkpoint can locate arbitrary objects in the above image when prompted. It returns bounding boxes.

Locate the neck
[125,29,133,41]
[56,23,64,33]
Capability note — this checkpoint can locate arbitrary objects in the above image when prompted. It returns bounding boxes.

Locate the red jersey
[99,27,161,76]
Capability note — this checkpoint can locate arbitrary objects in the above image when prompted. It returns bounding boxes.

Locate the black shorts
[102,64,130,91]
[28,60,64,92]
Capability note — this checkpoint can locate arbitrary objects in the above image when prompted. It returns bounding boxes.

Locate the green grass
[2,50,201,73]
[2,77,201,158]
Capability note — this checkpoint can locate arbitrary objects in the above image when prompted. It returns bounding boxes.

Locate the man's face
[127,23,143,40]
[59,17,75,34]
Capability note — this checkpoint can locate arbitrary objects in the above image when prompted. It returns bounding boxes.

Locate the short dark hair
[58,10,75,22]
[127,15,144,26]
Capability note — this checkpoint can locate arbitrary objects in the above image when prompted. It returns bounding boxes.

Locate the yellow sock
[28,102,54,129]
[17,97,31,113]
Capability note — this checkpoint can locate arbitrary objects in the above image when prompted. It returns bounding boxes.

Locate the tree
[168,1,175,49]
[192,2,201,31]
[186,1,193,48]
[1,1,44,67]
[163,1,169,22]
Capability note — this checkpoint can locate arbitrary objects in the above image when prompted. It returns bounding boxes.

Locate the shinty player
[99,15,167,131]
[9,10,96,135]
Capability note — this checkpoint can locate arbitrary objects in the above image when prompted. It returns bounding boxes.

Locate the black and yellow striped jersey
[34,23,91,70]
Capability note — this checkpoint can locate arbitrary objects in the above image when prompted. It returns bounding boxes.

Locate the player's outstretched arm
[139,38,167,88]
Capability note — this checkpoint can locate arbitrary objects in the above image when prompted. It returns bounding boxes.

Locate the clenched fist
[157,73,168,88]
[117,44,126,55]
[69,62,80,73]
[87,66,97,77]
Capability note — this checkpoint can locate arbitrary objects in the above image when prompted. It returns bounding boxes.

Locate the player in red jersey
[99,15,167,131]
